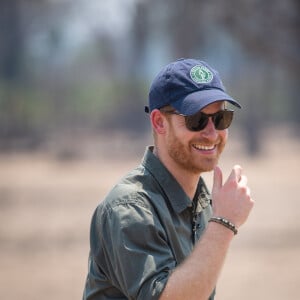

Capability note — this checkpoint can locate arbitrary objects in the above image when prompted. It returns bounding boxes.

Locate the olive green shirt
[83,146,215,300]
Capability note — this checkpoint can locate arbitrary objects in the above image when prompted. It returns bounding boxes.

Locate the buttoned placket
[192,191,211,244]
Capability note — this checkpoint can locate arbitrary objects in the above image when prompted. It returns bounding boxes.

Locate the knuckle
[228,179,238,189]
[239,185,248,194]
[234,164,242,171]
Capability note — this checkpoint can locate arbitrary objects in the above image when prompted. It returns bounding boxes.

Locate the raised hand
[211,165,254,228]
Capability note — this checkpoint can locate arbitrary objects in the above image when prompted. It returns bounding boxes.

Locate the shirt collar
[141,146,211,214]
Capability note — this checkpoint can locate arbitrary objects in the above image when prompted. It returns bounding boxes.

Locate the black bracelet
[208,217,238,235]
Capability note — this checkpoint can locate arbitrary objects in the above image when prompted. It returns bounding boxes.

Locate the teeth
[193,144,215,151]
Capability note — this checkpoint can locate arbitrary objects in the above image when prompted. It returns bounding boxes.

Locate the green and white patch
[190,65,213,84]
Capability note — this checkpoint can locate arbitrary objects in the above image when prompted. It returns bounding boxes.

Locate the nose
[200,117,218,139]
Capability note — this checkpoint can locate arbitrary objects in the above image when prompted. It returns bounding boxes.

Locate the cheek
[222,129,228,141]
[219,129,228,149]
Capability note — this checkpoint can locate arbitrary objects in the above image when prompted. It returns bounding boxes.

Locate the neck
[172,168,200,200]
[153,146,200,200]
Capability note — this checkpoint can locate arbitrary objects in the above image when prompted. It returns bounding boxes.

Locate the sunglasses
[160,109,234,131]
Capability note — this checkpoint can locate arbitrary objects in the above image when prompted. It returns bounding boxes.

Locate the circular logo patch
[190,65,213,84]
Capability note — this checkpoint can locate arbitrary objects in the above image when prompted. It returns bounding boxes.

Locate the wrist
[208,216,238,235]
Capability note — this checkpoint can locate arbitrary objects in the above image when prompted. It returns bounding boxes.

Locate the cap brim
[171,89,241,115]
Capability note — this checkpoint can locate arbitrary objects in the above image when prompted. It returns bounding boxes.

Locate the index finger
[229,165,242,182]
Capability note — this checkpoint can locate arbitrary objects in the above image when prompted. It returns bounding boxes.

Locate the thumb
[212,166,223,195]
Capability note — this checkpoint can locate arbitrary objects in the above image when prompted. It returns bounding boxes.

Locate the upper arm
[92,196,176,300]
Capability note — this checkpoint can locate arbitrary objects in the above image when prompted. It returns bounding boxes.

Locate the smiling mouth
[192,144,216,151]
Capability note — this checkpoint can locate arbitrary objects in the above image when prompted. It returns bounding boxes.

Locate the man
[83,58,254,300]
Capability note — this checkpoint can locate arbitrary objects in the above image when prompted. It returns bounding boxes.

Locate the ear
[150,109,167,135]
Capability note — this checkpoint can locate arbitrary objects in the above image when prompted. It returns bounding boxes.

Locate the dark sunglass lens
[214,111,234,130]
[185,112,208,131]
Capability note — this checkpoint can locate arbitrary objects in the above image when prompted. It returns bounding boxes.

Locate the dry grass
[0,128,299,300]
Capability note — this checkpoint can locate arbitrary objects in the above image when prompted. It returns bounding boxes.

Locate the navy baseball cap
[146,58,241,115]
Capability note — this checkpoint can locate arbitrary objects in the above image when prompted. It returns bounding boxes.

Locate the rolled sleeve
[92,195,176,300]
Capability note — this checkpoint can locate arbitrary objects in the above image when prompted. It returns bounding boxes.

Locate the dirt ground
[0,128,299,300]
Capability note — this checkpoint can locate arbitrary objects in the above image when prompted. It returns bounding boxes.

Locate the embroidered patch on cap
[190,65,213,84]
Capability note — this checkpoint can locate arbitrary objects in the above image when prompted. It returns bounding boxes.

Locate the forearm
[160,221,234,300]
[160,165,254,299]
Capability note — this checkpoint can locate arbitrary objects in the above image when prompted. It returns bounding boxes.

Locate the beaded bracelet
[208,217,238,235]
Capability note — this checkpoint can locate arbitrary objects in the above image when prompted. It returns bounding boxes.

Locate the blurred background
[0,0,299,299]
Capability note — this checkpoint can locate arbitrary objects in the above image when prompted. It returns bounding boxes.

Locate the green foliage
[0,79,149,143]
